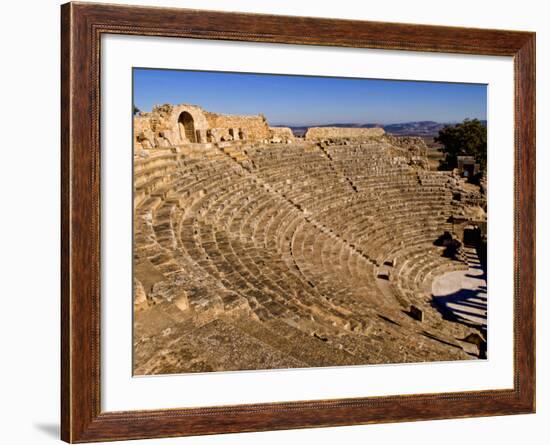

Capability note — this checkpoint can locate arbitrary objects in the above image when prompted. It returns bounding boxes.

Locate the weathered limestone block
[196,129,208,143]
[269,127,295,143]
[304,127,385,140]
[174,292,190,311]
[133,278,148,312]
[461,333,487,359]
[155,137,170,148]
[209,128,234,142]
[385,135,428,157]
[408,305,424,322]
[158,129,178,146]
[205,111,271,141]
[229,128,240,140]
[135,128,155,150]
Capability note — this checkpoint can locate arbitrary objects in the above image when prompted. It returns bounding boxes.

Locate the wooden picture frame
[61,2,535,442]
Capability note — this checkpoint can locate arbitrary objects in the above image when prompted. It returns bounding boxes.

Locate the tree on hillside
[436,119,487,171]
[133,105,141,116]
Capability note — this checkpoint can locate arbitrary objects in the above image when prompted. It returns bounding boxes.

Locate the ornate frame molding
[61,2,535,442]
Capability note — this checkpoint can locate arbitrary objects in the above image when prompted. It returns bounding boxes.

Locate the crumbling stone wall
[382,135,429,167]
[204,112,271,141]
[269,127,295,143]
[134,104,276,150]
[134,104,210,150]
[304,127,385,140]
[384,135,428,156]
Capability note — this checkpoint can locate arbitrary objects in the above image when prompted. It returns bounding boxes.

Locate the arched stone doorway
[178,111,196,143]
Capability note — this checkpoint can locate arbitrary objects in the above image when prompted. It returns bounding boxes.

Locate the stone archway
[178,111,196,143]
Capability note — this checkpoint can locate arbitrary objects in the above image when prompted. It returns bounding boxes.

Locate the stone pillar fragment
[196,129,207,143]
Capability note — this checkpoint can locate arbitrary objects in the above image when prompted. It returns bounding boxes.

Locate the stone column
[229,128,240,140]
[196,129,207,143]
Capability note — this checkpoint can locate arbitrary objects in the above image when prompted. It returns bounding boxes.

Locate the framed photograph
[61,2,535,442]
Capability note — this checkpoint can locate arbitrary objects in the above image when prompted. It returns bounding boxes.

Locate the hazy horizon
[268,118,486,127]
[133,68,487,126]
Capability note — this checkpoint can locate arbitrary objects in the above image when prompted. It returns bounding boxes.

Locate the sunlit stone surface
[133,104,487,375]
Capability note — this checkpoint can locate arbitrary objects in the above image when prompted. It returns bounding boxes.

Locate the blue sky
[133,68,487,126]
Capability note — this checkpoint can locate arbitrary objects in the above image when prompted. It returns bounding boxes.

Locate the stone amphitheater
[133,104,488,375]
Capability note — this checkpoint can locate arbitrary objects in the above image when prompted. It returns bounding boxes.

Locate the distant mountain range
[276,120,487,138]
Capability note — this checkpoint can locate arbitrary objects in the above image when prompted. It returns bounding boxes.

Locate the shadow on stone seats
[431,287,487,334]
[421,331,464,350]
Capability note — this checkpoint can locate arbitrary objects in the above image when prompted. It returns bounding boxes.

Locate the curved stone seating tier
[177,218,392,342]
[134,206,242,319]
[290,220,383,307]
[176,219,469,363]
[134,139,485,372]
[309,197,453,263]
[136,157,362,336]
[245,148,355,208]
[134,152,181,208]
[390,245,469,303]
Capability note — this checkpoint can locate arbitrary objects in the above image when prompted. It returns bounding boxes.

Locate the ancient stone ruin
[134,103,295,149]
[304,126,385,140]
[133,104,488,375]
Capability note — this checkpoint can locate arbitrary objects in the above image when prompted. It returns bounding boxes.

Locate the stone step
[230,316,359,367]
